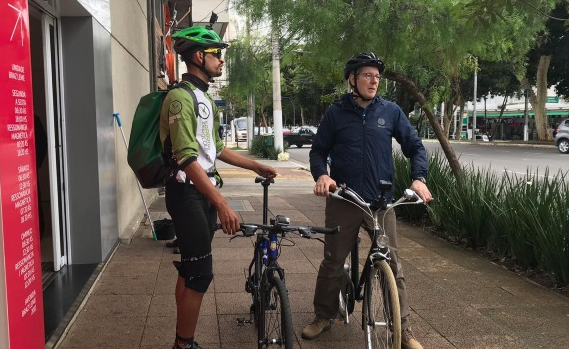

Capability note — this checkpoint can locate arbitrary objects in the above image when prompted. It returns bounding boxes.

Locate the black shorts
[165,181,217,259]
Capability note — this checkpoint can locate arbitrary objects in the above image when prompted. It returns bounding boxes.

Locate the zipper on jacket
[361,111,366,192]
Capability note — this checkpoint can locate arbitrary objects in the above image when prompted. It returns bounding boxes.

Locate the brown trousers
[313,196,411,329]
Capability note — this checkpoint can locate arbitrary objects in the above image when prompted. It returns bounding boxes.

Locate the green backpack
[127,83,198,189]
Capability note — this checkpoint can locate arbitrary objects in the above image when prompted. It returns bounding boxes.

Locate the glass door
[29,5,68,275]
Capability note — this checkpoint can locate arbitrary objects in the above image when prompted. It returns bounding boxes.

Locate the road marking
[502,170,556,179]
[288,159,308,169]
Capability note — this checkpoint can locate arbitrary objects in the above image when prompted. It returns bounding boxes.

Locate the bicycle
[232,176,340,349]
[329,180,425,349]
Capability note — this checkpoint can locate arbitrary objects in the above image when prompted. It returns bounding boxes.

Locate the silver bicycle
[329,181,425,349]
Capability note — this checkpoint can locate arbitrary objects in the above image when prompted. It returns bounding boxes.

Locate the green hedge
[249,135,282,160]
[394,151,569,286]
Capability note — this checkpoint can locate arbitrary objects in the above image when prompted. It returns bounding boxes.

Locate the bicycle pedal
[331,318,348,326]
[236,317,253,326]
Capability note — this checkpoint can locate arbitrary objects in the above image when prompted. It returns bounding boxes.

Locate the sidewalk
[54,153,569,349]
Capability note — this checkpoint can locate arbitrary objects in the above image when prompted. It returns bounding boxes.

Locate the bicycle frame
[332,182,424,332]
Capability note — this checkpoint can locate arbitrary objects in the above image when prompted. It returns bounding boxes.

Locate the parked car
[554,118,569,154]
[283,126,317,148]
[475,134,490,142]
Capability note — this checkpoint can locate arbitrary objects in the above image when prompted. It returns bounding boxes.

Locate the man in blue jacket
[303,52,432,349]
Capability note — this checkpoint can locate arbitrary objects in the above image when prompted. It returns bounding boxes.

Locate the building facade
[0,0,229,347]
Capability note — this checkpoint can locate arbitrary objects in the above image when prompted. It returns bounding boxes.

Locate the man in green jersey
[161,26,277,349]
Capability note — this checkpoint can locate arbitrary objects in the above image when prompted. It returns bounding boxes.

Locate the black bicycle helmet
[343,52,385,80]
[172,26,229,55]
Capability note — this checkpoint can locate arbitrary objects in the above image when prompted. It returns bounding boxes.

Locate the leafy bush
[249,135,281,160]
[394,151,569,286]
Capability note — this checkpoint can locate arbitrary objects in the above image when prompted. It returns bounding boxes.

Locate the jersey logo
[169,100,182,114]
[198,102,210,119]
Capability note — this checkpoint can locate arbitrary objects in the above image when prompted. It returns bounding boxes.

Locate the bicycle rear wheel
[258,275,294,349]
[363,260,401,349]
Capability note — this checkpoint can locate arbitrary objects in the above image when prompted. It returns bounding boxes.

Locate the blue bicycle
[233,176,339,349]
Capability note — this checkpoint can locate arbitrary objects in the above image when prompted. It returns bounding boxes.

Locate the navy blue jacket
[310,94,428,202]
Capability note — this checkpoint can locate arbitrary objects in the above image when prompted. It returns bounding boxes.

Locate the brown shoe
[301,316,331,340]
[401,327,423,349]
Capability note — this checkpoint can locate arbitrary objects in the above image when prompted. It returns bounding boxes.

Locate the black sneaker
[172,341,206,349]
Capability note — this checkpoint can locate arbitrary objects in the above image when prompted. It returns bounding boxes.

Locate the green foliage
[232,0,555,113]
[249,135,280,160]
[394,151,569,285]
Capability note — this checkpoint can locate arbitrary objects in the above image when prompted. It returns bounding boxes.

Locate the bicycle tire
[258,275,294,349]
[251,251,264,328]
[363,260,401,349]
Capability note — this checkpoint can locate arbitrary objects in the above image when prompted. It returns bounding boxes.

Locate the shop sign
[0,1,45,348]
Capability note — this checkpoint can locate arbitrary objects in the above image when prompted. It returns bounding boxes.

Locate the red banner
[1,1,45,348]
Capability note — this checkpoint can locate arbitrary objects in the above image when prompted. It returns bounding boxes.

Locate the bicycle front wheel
[363,260,401,349]
[258,275,294,349]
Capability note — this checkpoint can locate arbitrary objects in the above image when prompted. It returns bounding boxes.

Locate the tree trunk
[443,101,455,137]
[535,56,553,141]
[521,55,553,141]
[384,71,462,178]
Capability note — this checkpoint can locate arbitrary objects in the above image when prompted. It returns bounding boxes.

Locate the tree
[524,2,569,140]
[233,0,556,177]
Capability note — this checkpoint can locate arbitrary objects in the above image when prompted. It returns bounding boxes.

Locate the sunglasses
[203,48,222,59]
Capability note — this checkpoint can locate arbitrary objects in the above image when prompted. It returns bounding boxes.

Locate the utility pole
[271,24,284,152]
[246,11,254,149]
[472,58,478,141]
[523,89,529,141]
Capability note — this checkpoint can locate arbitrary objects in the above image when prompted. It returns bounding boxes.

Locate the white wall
[110,0,156,240]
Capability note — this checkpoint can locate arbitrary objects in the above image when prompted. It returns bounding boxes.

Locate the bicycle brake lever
[298,227,315,239]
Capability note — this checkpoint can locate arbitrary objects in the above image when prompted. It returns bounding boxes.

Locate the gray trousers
[313,196,411,329]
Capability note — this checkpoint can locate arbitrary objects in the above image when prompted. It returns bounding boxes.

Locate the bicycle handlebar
[215,221,340,239]
[329,184,424,210]
[238,222,340,239]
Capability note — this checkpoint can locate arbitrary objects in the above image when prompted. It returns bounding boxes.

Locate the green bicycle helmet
[172,26,229,54]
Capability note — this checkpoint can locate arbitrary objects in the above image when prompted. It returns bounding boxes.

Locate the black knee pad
[178,253,213,293]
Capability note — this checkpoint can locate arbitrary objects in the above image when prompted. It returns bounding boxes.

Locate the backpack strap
[175,82,199,118]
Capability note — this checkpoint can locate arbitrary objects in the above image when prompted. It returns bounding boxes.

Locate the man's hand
[411,180,433,203]
[314,174,336,197]
[215,200,241,235]
[255,163,277,179]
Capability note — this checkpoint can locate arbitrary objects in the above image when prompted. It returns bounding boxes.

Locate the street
[286,141,569,179]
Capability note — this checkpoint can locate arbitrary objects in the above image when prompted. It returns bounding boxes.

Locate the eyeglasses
[359,73,381,81]
[203,48,222,59]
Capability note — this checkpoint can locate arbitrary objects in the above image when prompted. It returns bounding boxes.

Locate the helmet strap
[188,50,213,80]
[349,79,373,102]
